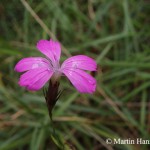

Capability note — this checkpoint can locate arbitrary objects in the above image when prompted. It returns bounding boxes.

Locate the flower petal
[19,67,53,91]
[36,39,61,62]
[61,55,97,71]
[62,68,96,93]
[14,57,50,72]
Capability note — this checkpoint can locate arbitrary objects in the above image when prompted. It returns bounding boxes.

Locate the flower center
[50,60,61,84]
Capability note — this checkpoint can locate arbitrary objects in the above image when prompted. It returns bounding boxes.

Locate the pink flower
[14,39,97,93]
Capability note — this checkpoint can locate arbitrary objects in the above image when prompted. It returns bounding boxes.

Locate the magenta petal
[36,39,61,62]
[19,67,53,91]
[14,57,50,72]
[63,68,96,93]
[61,55,97,71]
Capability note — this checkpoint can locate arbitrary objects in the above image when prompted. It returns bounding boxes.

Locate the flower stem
[43,80,64,149]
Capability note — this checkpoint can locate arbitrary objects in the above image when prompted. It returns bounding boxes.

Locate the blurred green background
[0,0,150,150]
